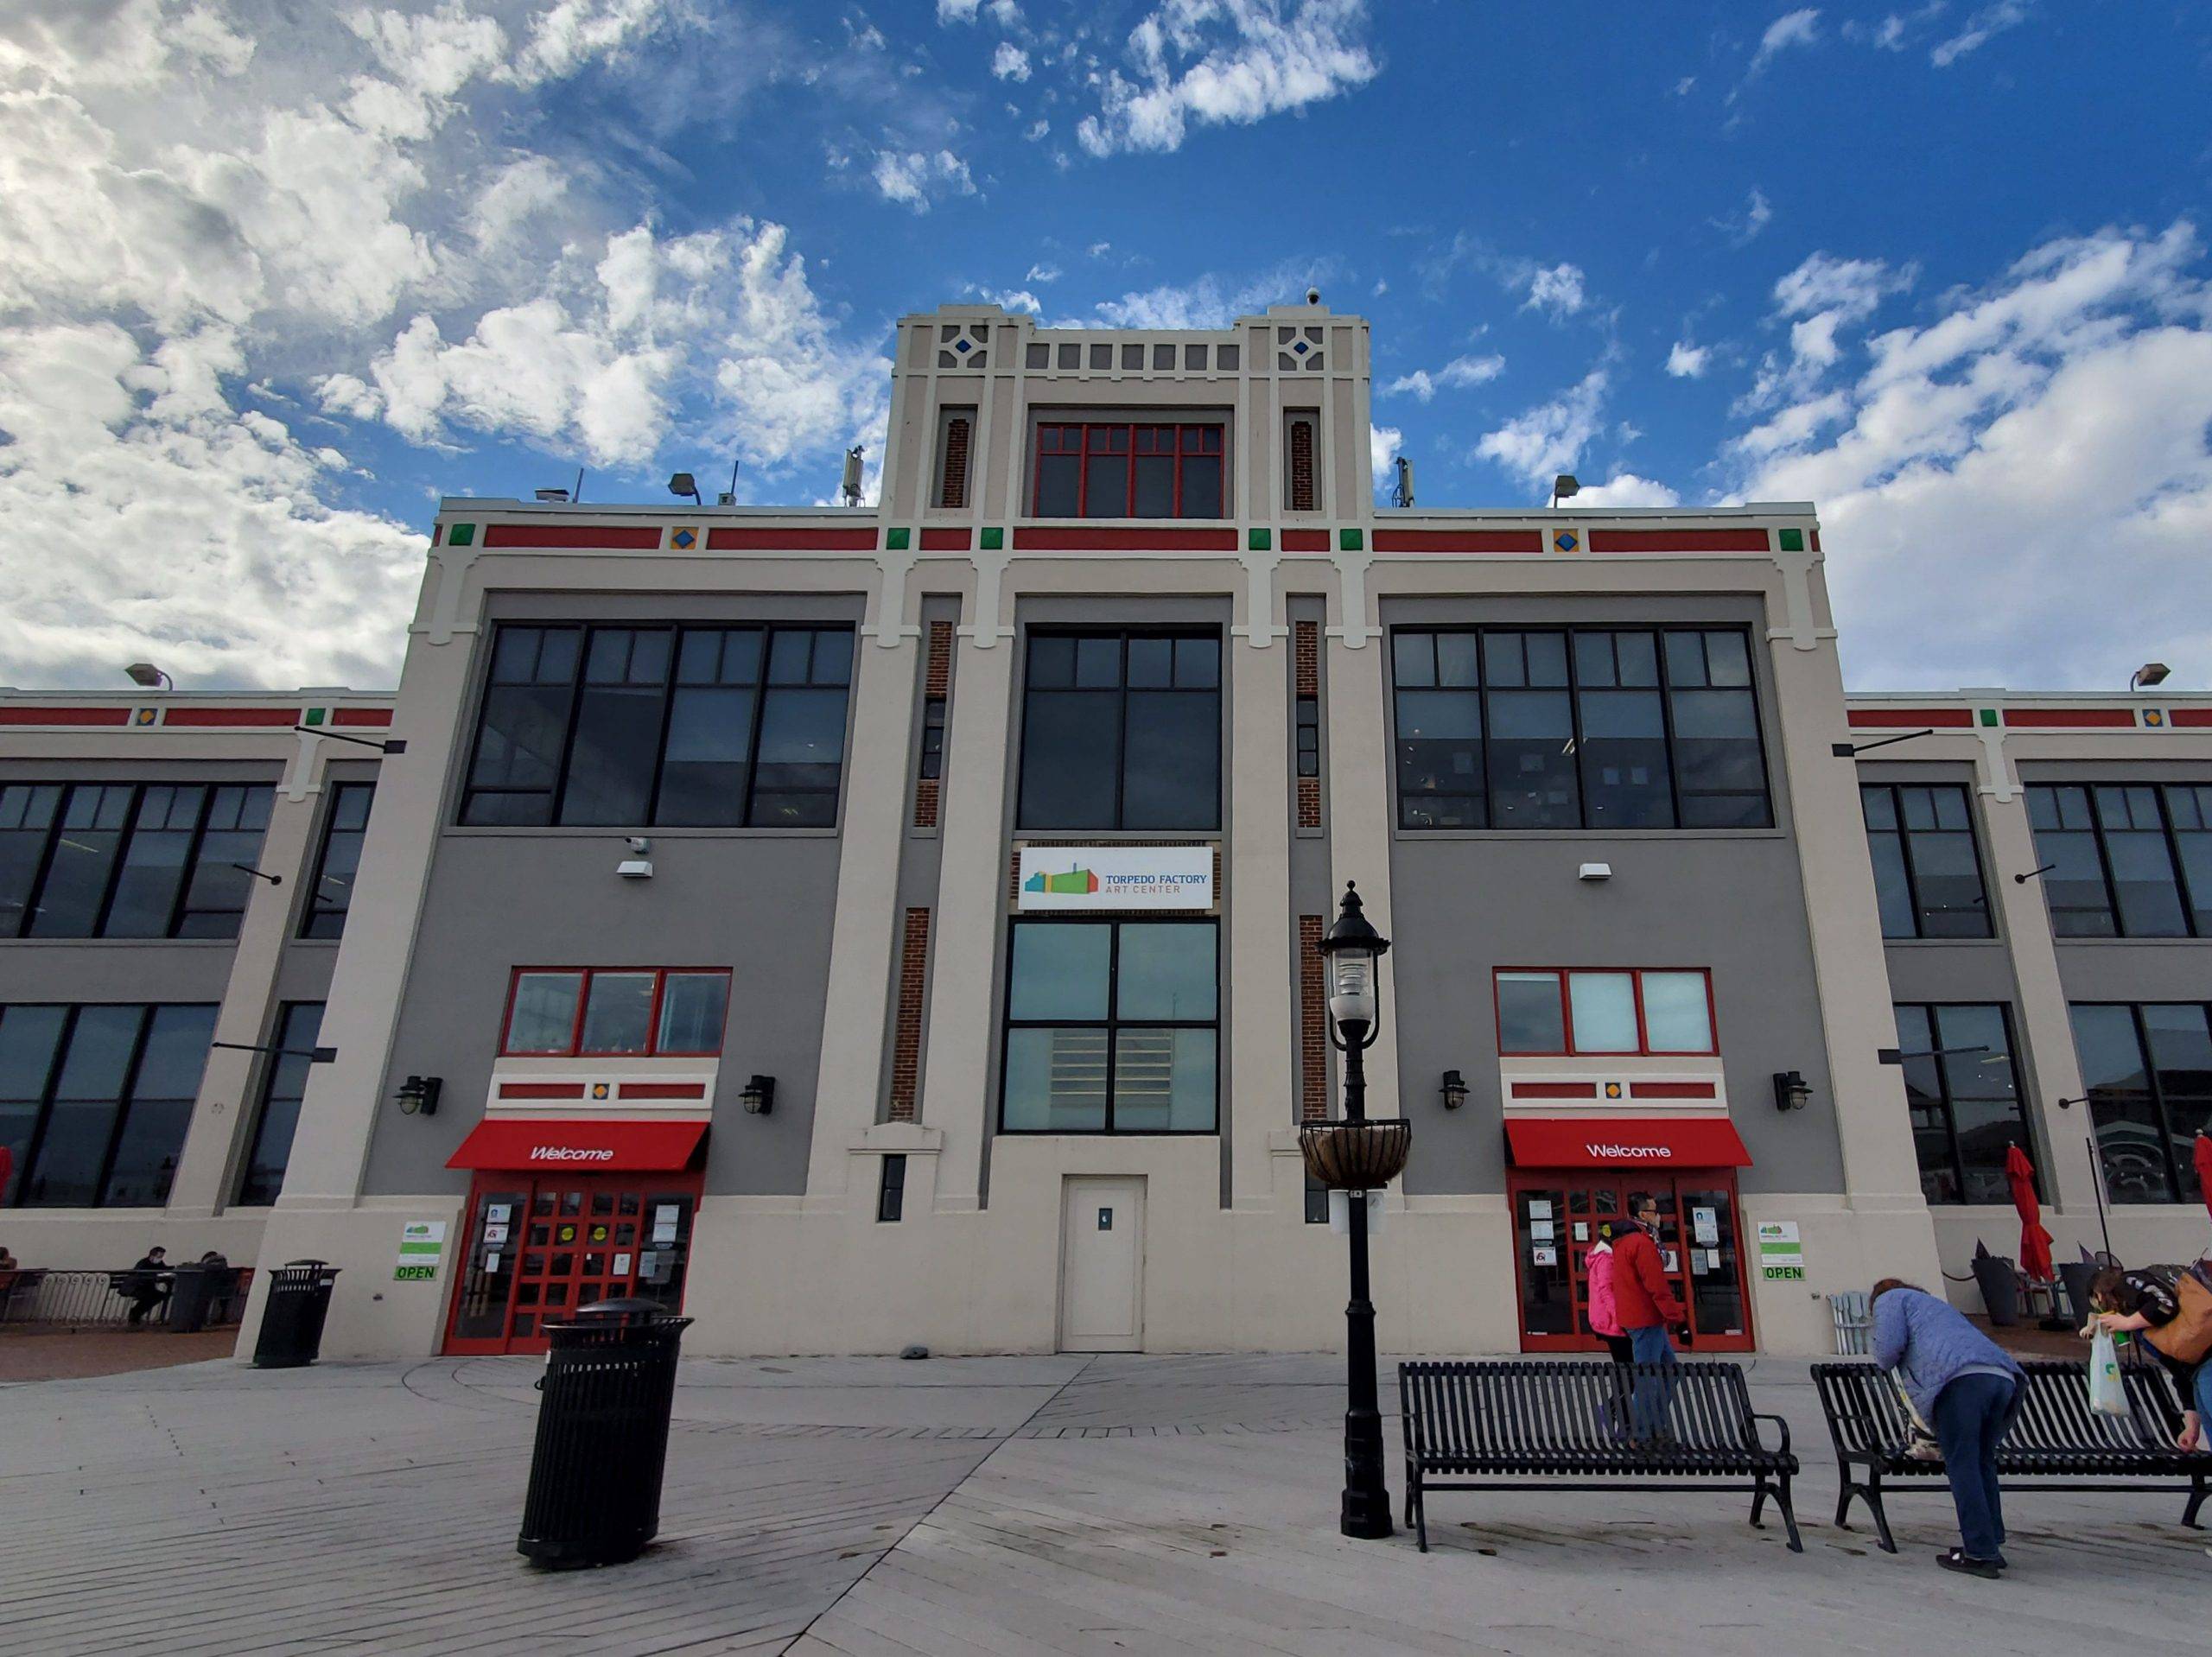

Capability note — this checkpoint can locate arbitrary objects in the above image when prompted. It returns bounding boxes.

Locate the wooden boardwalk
[3,1353,2205,1654]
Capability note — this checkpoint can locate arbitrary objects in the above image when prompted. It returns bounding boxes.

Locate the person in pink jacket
[1586,1224,1631,1363]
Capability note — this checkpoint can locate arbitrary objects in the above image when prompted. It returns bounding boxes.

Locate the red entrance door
[1508,1170,1754,1353]
[444,1171,702,1355]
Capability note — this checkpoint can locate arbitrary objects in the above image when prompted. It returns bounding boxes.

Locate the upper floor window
[2069,1000,2210,1204]
[936,409,973,510]
[1893,1003,2027,1204]
[1017,630,1221,831]
[1495,968,1716,1056]
[0,782,272,941]
[461,624,853,829]
[1861,784,1991,938]
[1391,628,1770,831]
[237,1001,323,1206]
[2026,783,2212,938]
[1001,918,1217,1133]
[0,1001,217,1207]
[501,968,732,1057]
[302,783,374,939]
[1032,422,1224,518]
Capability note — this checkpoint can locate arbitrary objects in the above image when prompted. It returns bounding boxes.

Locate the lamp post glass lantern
[1313,880,1400,1540]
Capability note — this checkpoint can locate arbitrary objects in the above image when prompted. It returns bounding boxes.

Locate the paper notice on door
[1573,1222,1589,1242]
[487,1204,512,1224]
[1662,1248,1680,1273]
[1529,1219,1555,1241]
[1692,1206,1719,1246]
[613,1253,632,1276]
[483,1224,509,1246]
[1532,1245,1558,1267]
[1527,1198,1554,1219]
[484,1252,500,1273]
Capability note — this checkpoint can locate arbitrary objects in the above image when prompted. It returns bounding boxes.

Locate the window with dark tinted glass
[1018,630,1221,831]
[2026,784,2206,937]
[302,784,373,939]
[2069,1000,2212,1204]
[237,1002,323,1205]
[1892,1003,2027,1203]
[461,623,853,828]
[1390,628,1770,830]
[1001,919,1217,1133]
[1031,422,1224,518]
[0,782,273,941]
[1862,784,1991,938]
[0,1001,217,1208]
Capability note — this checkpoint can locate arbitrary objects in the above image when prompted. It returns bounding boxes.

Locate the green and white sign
[1756,1220,1804,1282]
[395,1219,447,1282]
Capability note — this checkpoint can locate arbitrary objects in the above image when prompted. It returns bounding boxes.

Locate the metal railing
[0,1267,251,1332]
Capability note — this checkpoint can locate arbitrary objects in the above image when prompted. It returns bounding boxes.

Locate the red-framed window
[1494,968,1717,1057]
[1032,422,1224,519]
[501,968,732,1057]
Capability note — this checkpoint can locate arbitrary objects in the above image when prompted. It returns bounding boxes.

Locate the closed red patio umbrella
[2005,1144,2054,1280]
[2193,1131,2211,1222]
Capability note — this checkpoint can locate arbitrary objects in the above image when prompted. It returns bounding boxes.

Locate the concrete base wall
[1929,1203,2212,1316]
[0,1209,270,1271]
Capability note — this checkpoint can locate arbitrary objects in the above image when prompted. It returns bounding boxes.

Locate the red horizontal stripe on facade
[2002,708,2136,728]
[706,526,878,551]
[1511,1082,1599,1100]
[1586,528,1771,553]
[1630,1081,1718,1100]
[1847,708,1975,727]
[918,528,969,550]
[162,708,300,727]
[483,524,663,549]
[617,1082,708,1100]
[1373,529,1544,554]
[1012,527,1240,552]
[331,708,393,727]
[498,1082,587,1100]
[2171,709,2212,727]
[0,707,132,726]
[1281,529,1332,552]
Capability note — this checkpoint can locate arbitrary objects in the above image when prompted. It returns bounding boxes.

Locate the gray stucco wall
[1375,594,1844,1197]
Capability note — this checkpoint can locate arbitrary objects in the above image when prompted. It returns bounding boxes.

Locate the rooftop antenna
[841,445,865,508]
[1391,455,1414,510]
[717,459,740,506]
[574,467,585,505]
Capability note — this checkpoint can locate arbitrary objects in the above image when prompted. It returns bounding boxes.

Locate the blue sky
[3,1,2209,693]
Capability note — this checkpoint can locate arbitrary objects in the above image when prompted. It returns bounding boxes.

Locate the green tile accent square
[1978,708,1999,727]
[303,708,326,727]
[1248,528,1272,551]
[1338,528,1363,552]
[1777,527,1805,553]
[885,526,911,551]
[980,526,1005,550]
[447,522,475,547]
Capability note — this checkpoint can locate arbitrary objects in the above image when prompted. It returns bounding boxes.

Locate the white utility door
[1058,1177,1145,1351]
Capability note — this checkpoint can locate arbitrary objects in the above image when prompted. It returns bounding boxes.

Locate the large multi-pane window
[236,1002,324,1206]
[0,783,273,941]
[1001,920,1217,1133]
[2069,1001,2212,1204]
[1390,628,1771,830]
[2025,784,2212,937]
[461,624,854,828]
[501,968,731,1057]
[0,1002,217,1207]
[1032,422,1224,518]
[1495,968,1717,1055]
[1017,631,1221,831]
[302,784,373,939]
[1892,1004,2028,1204]
[1862,784,1992,938]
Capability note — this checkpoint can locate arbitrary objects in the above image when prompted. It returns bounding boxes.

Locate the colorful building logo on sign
[1015,846,1214,911]
[1024,865,1101,896]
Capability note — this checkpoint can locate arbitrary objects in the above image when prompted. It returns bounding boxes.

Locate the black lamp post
[1311,880,1402,1540]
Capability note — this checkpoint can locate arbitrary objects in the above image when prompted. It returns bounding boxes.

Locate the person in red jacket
[1613,1195,1692,1440]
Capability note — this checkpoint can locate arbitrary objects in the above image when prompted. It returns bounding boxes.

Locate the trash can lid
[570,1296,665,1321]
[282,1259,333,1268]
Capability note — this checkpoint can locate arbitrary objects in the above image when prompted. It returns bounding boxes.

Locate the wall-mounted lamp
[1832,728,1936,757]
[124,661,174,690]
[231,862,283,886]
[1772,1070,1812,1113]
[1440,1069,1468,1111]
[1549,473,1580,508]
[617,835,653,879]
[2129,662,2171,692]
[2013,862,2057,886]
[396,1075,443,1116]
[2055,1095,2090,1113]
[294,722,406,754]
[740,1074,776,1115]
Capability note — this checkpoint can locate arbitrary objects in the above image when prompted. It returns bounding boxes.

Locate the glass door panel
[1514,1184,1573,1341]
[1677,1178,1751,1346]
[449,1187,525,1344]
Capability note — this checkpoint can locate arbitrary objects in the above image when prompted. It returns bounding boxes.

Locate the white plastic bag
[2088,1327,2129,1417]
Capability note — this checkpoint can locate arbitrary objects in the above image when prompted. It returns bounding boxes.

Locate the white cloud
[1774,251,1916,322]
[1932,1,2030,67]
[1674,75,1697,96]
[1370,422,1402,490]
[1521,262,1586,318]
[1024,117,1050,140]
[936,0,981,22]
[1666,340,1711,378]
[1569,472,1682,508]
[987,0,1022,23]
[871,148,976,211]
[1748,9,1822,78]
[980,288,1043,314]
[1475,368,1609,491]
[1713,187,1773,247]
[992,41,1031,81]
[1725,220,2212,689]
[1092,262,1329,328]
[1385,352,1504,401]
[1025,262,1061,283]
[1076,0,1379,158]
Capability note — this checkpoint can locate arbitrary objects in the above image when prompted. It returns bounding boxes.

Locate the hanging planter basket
[1298,1119,1413,1190]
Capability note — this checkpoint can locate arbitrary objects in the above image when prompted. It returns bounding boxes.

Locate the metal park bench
[1397,1359,1802,1553]
[1813,1359,2209,1552]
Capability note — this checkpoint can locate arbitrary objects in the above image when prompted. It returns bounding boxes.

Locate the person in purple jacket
[1872,1278,2025,1578]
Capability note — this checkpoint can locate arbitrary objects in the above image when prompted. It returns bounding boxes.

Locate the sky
[2,0,2209,695]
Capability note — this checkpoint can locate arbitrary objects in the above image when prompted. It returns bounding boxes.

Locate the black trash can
[168,1265,221,1334]
[252,1260,340,1368]
[517,1298,691,1569]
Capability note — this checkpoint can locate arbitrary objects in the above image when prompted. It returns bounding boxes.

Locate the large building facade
[3,300,2209,1359]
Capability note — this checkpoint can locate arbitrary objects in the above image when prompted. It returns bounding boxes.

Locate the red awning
[1504,1116,1752,1169]
[446,1118,708,1172]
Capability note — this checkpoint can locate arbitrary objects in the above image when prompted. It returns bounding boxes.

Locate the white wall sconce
[1772,1070,1812,1113]
[618,835,653,879]
[1578,862,1611,882]
[740,1074,777,1114]
[1439,1069,1468,1111]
